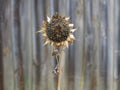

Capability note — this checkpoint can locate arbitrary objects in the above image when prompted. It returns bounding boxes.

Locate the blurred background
[0,0,120,90]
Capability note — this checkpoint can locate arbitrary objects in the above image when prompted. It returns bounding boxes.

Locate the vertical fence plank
[12,0,19,90]
[91,0,101,90]
[34,0,43,90]
[27,0,33,90]
[118,6,120,89]
[84,0,92,89]
[73,0,85,90]
[20,0,33,90]
[0,0,4,89]
[54,0,59,12]
[100,0,108,89]
[113,0,119,89]
[2,0,15,90]
[107,0,115,90]
[0,24,4,90]
[12,0,25,90]
[117,0,120,89]
[30,0,37,90]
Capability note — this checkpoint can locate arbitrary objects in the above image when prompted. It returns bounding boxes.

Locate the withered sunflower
[38,13,76,48]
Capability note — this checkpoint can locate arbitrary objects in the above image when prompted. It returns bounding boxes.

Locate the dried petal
[70,34,75,40]
[70,29,76,32]
[69,24,74,27]
[47,16,51,22]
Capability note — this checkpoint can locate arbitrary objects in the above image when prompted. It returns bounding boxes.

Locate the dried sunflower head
[38,13,76,48]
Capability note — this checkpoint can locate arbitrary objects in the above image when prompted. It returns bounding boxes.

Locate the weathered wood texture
[0,0,119,90]
[0,1,4,90]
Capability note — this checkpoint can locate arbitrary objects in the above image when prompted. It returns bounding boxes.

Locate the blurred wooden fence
[0,0,120,90]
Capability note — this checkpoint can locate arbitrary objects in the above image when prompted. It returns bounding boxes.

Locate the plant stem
[57,47,62,90]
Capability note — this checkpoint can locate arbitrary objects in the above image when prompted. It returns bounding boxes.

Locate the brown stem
[57,47,62,90]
